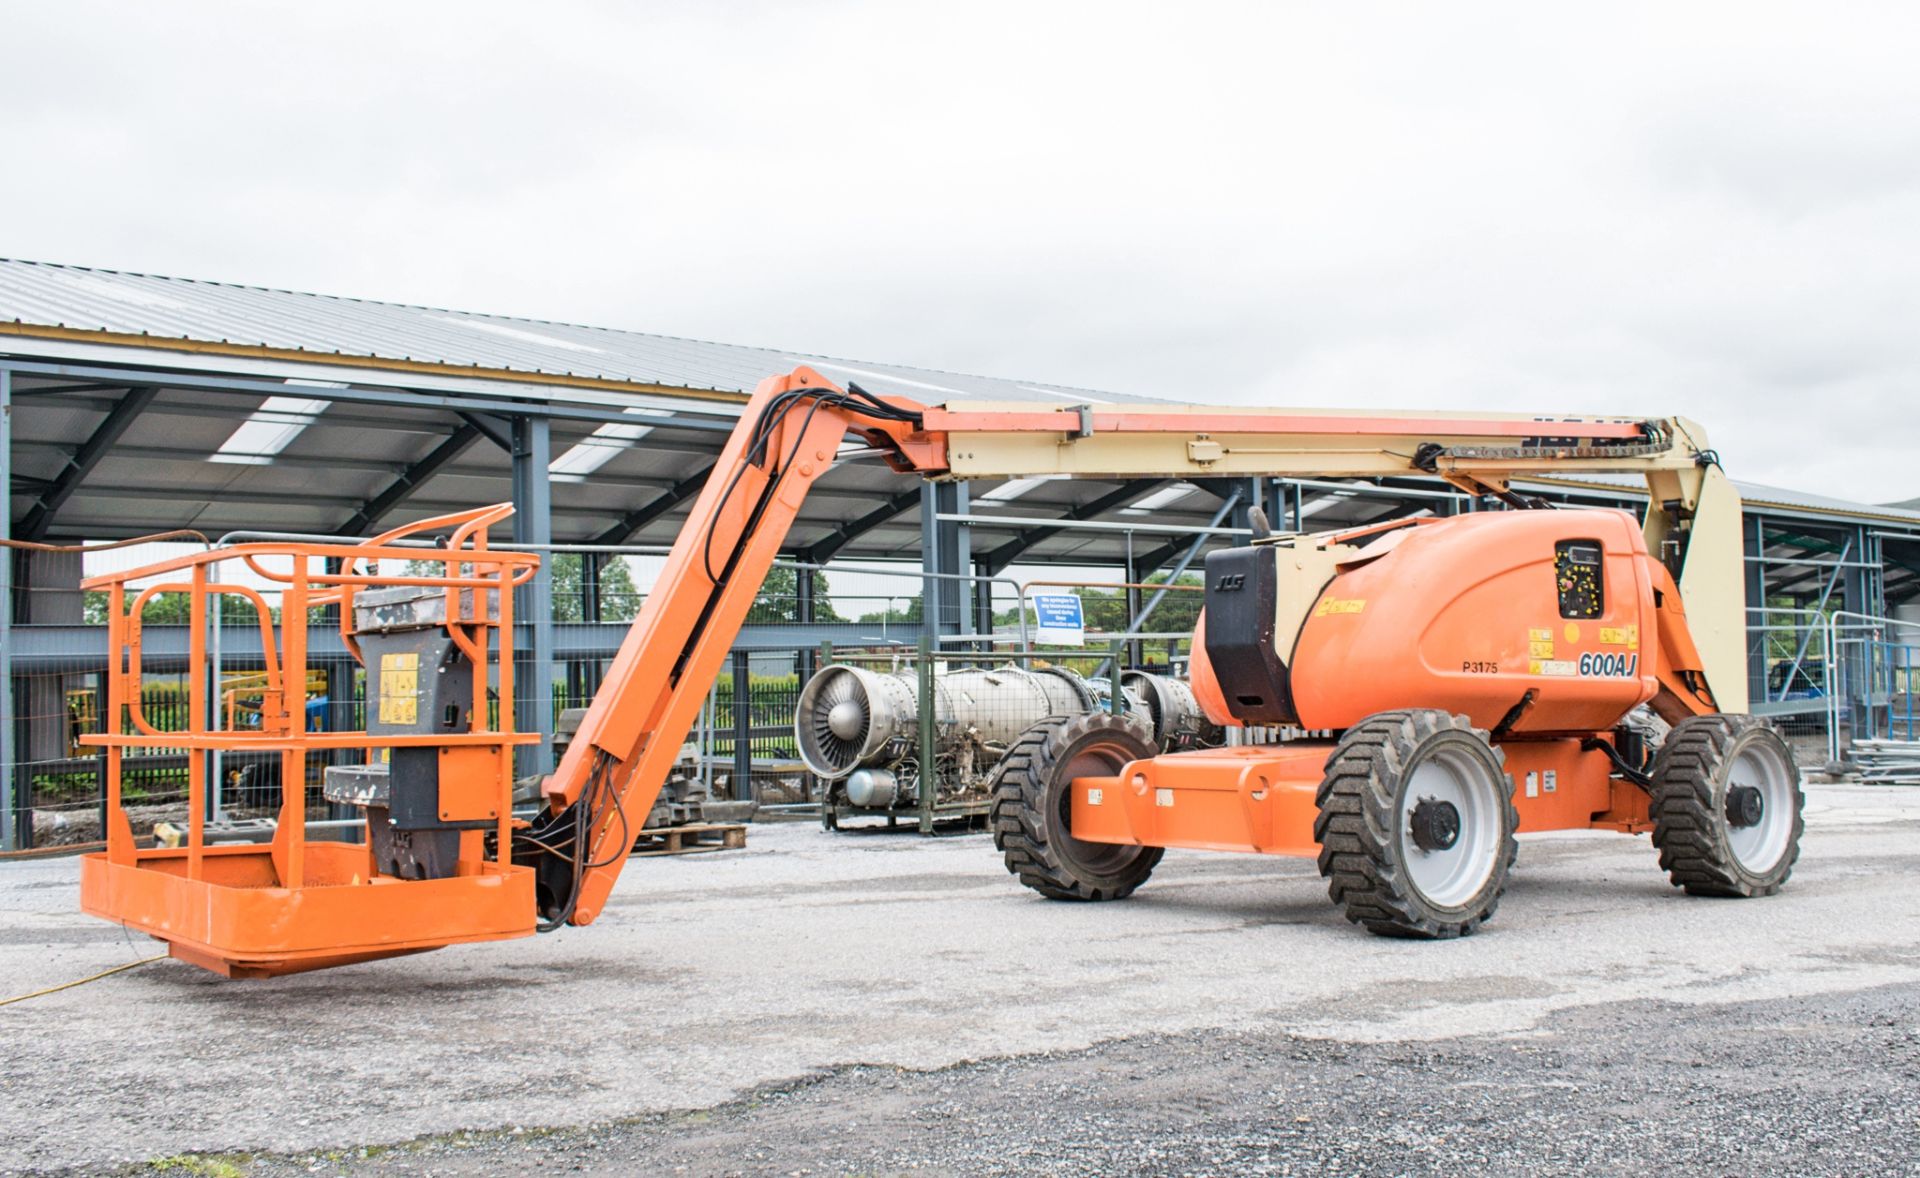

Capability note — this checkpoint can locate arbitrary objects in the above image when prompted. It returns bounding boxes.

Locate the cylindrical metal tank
[795,663,1100,780]
[1121,670,1224,748]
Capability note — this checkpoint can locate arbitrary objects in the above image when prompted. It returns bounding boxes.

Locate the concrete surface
[3,783,1918,1175]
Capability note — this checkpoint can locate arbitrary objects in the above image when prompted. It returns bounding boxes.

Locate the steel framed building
[4,259,1916,846]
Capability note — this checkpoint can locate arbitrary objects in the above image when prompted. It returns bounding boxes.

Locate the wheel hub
[1725,784,1765,828]
[1409,797,1461,852]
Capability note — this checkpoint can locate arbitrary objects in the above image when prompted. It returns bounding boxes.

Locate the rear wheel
[1650,715,1803,897]
[1314,710,1517,938]
[990,712,1163,901]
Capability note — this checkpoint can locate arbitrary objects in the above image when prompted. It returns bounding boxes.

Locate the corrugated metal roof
[1523,472,1920,529]
[0,258,1157,406]
[4,258,1912,553]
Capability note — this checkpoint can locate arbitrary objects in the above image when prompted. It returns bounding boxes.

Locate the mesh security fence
[5,534,1216,848]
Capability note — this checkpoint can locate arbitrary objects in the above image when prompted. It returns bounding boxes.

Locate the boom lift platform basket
[77,506,542,977]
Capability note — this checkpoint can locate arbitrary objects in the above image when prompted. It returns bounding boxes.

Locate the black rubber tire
[1313,710,1518,939]
[990,712,1163,901]
[1650,715,1803,897]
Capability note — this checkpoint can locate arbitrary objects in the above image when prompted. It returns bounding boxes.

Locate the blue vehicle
[1767,659,1826,702]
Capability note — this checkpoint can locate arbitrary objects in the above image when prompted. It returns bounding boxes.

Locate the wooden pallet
[630,822,748,857]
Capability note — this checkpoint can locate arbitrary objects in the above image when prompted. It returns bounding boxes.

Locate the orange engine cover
[1294,509,1658,732]
[1201,509,1661,734]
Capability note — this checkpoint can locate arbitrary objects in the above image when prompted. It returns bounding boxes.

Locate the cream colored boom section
[916,402,1747,714]
[923,403,1705,481]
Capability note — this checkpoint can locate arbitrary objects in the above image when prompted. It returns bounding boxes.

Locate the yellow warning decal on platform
[1529,639,1556,658]
[1600,625,1639,648]
[1529,628,1553,641]
[1530,659,1578,676]
[379,652,420,725]
[1314,597,1367,616]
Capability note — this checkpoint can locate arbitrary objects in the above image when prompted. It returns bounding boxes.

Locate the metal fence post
[1109,639,1125,714]
[917,632,936,834]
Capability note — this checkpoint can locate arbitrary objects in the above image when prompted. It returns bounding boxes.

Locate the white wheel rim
[1727,738,1794,874]
[1398,743,1502,910]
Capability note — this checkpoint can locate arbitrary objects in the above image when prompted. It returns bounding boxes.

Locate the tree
[553,554,642,623]
[853,592,921,625]
[749,566,844,623]
[406,553,643,622]
[84,591,267,626]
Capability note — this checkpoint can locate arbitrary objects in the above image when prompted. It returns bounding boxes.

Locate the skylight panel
[549,408,670,482]
[1120,484,1194,515]
[208,396,330,465]
[1297,491,1352,519]
[978,475,1067,503]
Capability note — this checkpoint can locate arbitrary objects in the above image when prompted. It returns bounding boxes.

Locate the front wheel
[1314,710,1518,938]
[990,712,1163,901]
[1650,716,1803,897]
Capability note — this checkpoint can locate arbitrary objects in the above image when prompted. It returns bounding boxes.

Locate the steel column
[920,481,971,637]
[511,416,556,774]
[1841,525,1875,740]
[1842,525,1872,620]
[795,562,816,626]
[1745,515,1768,705]
[971,567,996,636]
[731,649,754,803]
[1265,477,1286,531]
[1124,534,1144,668]
[1,365,14,849]
[581,552,603,623]
[1235,477,1259,534]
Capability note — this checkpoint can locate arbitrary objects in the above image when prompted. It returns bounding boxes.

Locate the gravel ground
[3,783,1918,1176]
[177,982,1920,1177]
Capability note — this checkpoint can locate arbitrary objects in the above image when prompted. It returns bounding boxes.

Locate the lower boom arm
[518,369,931,927]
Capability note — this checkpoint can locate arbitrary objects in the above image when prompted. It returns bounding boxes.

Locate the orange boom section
[76,506,541,977]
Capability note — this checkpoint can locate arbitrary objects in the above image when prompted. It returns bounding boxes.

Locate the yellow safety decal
[1313,597,1367,617]
[1529,639,1556,659]
[1599,625,1639,649]
[1529,628,1553,641]
[1530,659,1578,677]
[379,652,420,725]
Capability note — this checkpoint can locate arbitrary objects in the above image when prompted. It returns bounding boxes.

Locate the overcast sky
[4,2,1917,503]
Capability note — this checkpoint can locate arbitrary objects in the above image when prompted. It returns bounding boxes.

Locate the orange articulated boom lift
[79,367,1801,976]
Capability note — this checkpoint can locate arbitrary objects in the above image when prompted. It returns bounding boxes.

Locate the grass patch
[146,1157,247,1178]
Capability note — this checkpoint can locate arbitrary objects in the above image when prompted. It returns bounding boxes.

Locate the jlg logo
[1215,573,1246,591]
